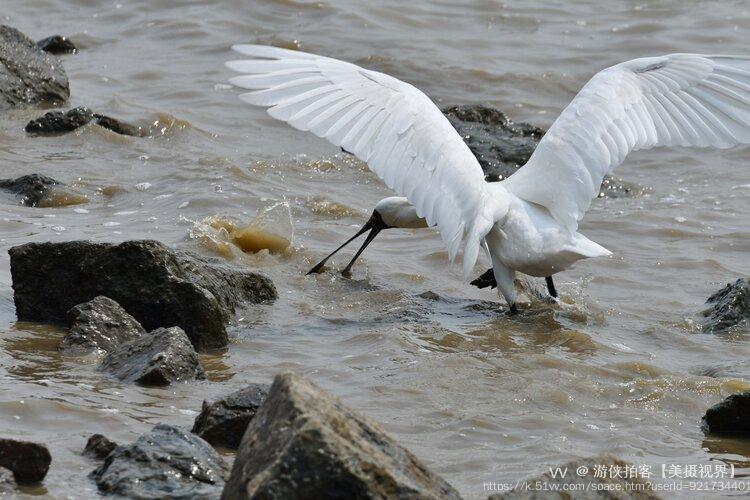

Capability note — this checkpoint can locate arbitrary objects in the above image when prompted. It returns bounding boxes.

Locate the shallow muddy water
[1,0,750,498]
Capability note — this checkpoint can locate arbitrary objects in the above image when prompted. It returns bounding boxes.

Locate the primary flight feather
[226,46,750,313]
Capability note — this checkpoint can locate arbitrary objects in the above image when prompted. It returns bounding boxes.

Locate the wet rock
[0,25,69,108]
[443,104,644,197]
[94,114,143,136]
[0,466,15,494]
[488,455,660,499]
[25,106,94,136]
[443,104,543,182]
[92,423,229,499]
[221,372,461,500]
[99,327,205,385]
[36,35,77,55]
[62,296,147,354]
[702,278,750,333]
[0,438,51,484]
[192,384,269,450]
[702,391,750,437]
[83,434,118,460]
[0,174,60,207]
[9,240,277,350]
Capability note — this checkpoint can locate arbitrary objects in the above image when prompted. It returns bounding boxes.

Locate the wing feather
[227,44,506,277]
[504,54,750,230]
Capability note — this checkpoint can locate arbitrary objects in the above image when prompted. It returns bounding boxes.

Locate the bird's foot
[508,303,519,315]
[471,268,496,289]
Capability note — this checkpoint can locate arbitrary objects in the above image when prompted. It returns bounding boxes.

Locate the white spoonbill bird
[226,46,750,313]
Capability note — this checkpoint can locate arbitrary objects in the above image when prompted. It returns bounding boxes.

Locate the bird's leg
[491,260,517,315]
[545,276,558,298]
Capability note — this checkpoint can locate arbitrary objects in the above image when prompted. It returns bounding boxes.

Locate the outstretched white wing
[504,54,750,231]
[226,44,505,278]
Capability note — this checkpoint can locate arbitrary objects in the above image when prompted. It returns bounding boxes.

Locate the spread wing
[503,54,750,231]
[226,44,506,278]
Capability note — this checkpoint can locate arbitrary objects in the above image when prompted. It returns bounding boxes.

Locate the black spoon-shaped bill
[306,212,388,276]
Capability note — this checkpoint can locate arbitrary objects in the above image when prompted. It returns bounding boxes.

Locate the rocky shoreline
[1,23,748,499]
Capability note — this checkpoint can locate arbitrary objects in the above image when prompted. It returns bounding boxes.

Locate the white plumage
[227,44,506,280]
[226,46,750,312]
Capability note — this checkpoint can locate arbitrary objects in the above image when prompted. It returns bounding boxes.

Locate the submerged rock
[702,391,750,437]
[62,296,147,354]
[36,35,77,55]
[83,434,118,460]
[192,384,269,450]
[0,25,69,108]
[92,423,229,499]
[443,104,644,197]
[0,466,15,494]
[25,107,143,137]
[93,114,143,136]
[702,278,750,332]
[0,438,51,484]
[99,327,205,385]
[488,455,660,499]
[9,240,277,350]
[25,106,94,136]
[221,373,460,500]
[0,174,60,207]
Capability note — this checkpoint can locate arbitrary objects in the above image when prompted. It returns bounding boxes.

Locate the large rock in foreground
[9,240,277,350]
[702,278,750,333]
[99,327,205,385]
[62,296,146,353]
[0,25,69,108]
[221,373,460,500]
[443,104,645,198]
[92,423,229,499]
[0,438,51,484]
[488,455,660,499]
[192,384,269,450]
[702,391,750,437]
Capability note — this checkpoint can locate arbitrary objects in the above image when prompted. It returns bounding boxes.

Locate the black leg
[509,303,519,315]
[545,276,557,298]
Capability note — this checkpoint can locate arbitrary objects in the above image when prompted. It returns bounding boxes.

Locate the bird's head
[306,197,427,277]
[373,196,428,229]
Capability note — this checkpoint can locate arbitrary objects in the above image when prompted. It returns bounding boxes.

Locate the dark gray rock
[702,391,750,437]
[92,423,229,499]
[36,35,77,55]
[25,108,143,137]
[25,106,94,136]
[0,174,60,207]
[702,278,750,333]
[443,104,645,198]
[62,296,146,353]
[83,434,118,460]
[0,438,51,484]
[192,384,269,450]
[99,327,205,386]
[488,455,660,499]
[94,114,143,136]
[0,466,15,494]
[221,373,460,500]
[443,104,543,182]
[9,240,277,350]
[0,25,69,108]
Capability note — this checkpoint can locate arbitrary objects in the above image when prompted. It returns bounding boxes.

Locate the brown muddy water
[2,0,750,498]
